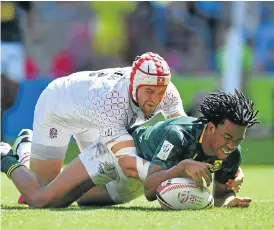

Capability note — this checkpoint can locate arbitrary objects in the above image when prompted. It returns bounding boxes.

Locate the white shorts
[106,179,144,204]
[79,138,145,203]
[79,139,127,185]
[31,85,99,160]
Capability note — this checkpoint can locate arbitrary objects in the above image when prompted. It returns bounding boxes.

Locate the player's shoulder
[164,116,202,128]
[67,67,131,79]
[164,116,204,139]
[88,67,131,96]
[166,81,179,93]
[99,67,131,78]
[226,146,242,164]
[67,71,94,78]
[157,119,187,140]
[162,81,182,103]
[231,146,242,156]
[109,67,131,98]
[235,146,242,157]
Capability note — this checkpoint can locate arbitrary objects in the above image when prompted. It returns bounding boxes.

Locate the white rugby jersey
[44,67,185,143]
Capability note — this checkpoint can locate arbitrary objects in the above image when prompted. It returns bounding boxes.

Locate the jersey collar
[129,95,140,114]
[199,125,207,144]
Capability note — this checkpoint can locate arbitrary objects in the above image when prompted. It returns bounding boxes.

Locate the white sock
[17,142,32,165]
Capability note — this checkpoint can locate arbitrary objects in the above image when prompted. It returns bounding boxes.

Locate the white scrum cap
[129,52,171,103]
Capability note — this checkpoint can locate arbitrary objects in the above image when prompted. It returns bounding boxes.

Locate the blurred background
[1,1,274,164]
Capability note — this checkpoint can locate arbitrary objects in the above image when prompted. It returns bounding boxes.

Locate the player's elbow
[146,194,156,202]
[144,183,157,201]
[144,190,157,201]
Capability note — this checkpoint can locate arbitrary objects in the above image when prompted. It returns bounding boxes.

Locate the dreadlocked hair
[198,89,260,128]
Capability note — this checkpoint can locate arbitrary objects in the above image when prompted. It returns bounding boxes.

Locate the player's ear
[208,122,216,135]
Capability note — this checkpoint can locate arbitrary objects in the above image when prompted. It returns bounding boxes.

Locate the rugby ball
[156,178,214,210]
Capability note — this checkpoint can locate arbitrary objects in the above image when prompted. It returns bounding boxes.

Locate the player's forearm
[214,191,236,207]
[1,153,44,207]
[213,179,236,207]
[144,169,169,201]
[9,166,49,207]
[144,165,186,201]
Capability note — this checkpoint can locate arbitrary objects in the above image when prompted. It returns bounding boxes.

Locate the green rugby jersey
[129,116,242,184]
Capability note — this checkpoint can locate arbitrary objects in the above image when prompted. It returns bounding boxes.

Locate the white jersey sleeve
[161,82,185,118]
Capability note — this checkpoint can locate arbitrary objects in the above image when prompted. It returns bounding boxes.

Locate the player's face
[209,120,247,159]
[137,85,167,116]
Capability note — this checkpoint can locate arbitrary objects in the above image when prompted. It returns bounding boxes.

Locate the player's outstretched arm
[213,177,251,208]
[1,143,95,208]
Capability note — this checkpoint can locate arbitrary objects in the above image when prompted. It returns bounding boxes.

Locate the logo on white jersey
[104,128,113,137]
[49,128,58,139]
[157,140,174,161]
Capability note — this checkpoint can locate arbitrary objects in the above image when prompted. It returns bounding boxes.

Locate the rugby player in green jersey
[1,90,259,208]
[130,89,259,207]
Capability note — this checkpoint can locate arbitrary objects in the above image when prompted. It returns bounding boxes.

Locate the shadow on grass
[1,204,202,212]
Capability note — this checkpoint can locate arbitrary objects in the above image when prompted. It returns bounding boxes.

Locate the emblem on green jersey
[210,160,223,172]
[157,140,174,161]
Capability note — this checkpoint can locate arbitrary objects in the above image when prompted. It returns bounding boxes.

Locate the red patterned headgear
[129,52,171,103]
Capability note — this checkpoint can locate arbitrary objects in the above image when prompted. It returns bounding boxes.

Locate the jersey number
[89,71,123,80]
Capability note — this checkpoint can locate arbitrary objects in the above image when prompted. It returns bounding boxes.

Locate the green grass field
[1,138,274,230]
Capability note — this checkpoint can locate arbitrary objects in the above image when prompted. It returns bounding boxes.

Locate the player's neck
[200,127,215,157]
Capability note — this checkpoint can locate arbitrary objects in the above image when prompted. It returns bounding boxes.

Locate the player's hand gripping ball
[156,178,214,210]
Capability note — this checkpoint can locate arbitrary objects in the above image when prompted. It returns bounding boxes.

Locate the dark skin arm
[9,157,95,208]
[144,159,212,201]
[213,175,251,208]
[226,167,244,192]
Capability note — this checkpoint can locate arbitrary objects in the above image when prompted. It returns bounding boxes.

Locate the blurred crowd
[1,1,274,82]
[1,1,274,140]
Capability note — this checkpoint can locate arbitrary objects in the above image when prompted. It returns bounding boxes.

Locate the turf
[1,166,274,230]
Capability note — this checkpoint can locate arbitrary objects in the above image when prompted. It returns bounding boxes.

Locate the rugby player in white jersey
[8,52,187,206]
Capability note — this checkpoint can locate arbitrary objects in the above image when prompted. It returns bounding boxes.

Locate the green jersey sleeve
[151,126,187,169]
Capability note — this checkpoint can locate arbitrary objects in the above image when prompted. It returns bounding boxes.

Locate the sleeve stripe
[7,163,24,178]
